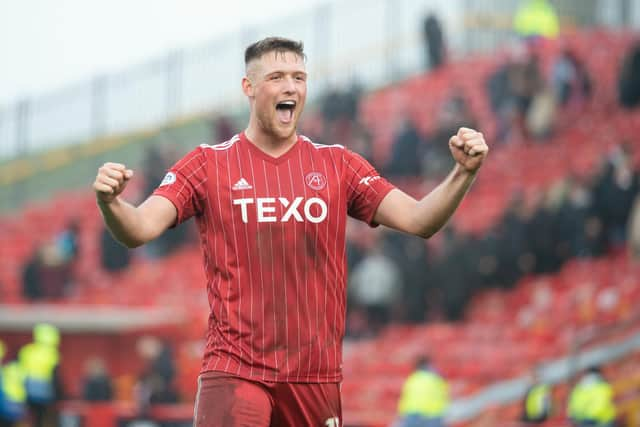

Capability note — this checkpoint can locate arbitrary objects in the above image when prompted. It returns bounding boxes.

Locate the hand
[449,127,489,173]
[93,162,134,204]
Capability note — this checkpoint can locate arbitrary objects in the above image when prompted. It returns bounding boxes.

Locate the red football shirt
[153,132,395,383]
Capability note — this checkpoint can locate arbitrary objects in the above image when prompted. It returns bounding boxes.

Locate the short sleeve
[152,147,207,225]
[343,149,395,226]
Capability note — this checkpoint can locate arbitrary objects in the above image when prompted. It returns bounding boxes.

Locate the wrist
[96,195,119,208]
[453,163,478,180]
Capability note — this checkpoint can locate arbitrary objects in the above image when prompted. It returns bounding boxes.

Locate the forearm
[97,197,151,248]
[413,164,476,238]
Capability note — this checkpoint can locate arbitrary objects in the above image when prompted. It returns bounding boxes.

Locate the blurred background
[1,0,640,426]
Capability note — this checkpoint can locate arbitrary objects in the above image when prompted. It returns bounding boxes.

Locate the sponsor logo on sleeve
[159,172,176,187]
[359,175,380,186]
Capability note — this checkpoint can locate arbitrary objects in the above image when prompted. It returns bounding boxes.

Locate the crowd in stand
[343,38,640,336]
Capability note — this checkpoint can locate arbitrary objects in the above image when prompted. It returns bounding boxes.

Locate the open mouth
[275,100,296,124]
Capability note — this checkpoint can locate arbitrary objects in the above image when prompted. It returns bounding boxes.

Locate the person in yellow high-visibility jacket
[520,367,552,424]
[0,359,28,427]
[18,323,62,427]
[567,365,616,427]
[513,0,559,40]
[397,357,449,427]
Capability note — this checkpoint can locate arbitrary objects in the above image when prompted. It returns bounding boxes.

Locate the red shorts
[193,371,342,427]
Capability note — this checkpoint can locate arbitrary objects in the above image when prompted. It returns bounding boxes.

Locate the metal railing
[0,0,636,160]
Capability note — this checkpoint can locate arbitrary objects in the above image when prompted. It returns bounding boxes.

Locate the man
[93,37,488,427]
[520,367,551,424]
[567,365,616,427]
[0,345,27,427]
[397,356,449,427]
[513,0,559,40]
[18,323,62,427]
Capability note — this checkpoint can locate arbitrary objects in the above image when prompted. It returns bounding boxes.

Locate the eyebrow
[265,70,308,78]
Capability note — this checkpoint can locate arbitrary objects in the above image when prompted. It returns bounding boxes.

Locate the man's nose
[283,76,296,94]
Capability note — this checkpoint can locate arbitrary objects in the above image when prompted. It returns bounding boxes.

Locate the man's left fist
[448,127,489,173]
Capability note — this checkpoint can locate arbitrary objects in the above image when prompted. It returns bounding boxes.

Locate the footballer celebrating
[93,37,488,426]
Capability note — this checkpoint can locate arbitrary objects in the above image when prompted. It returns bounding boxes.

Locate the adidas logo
[232,178,253,191]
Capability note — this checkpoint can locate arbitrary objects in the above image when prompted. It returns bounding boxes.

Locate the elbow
[414,220,446,239]
[119,237,144,249]
[414,224,438,239]
[417,229,436,239]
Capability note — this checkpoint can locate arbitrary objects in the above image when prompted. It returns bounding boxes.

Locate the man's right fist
[93,162,134,204]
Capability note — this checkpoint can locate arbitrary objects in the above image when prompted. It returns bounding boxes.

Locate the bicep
[372,188,419,234]
[137,195,178,241]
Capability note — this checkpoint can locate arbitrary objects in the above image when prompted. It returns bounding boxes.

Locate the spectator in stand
[100,226,131,272]
[520,367,552,424]
[525,78,556,140]
[472,230,500,290]
[22,241,74,301]
[150,341,176,388]
[39,241,75,299]
[384,232,431,323]
[495,194,536,286]
[487,57,518,143]
[55,219,80,264]
[592,147,639,249]
[397,356,449,427]
[134,336,179,416]
[552,48,592,108]
[618,39,640,110]
[349,230,402,333]
[431,227,474,320]
[515,53,546,140]
[22,249,44,301]
[321,83,362,124]
[0,341,27,427]
[386,119,424,178]
[81,357,114,402]
[556,177,605,259]
[535,181,571,273]
[19,324,64,427]
[567,365,616,427]
[513,0,559,41]
[487,46,545,143]
[422,13,445,71]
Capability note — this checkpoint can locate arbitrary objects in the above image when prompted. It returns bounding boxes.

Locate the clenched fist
[449,127,489,173]
[93,162,134,204]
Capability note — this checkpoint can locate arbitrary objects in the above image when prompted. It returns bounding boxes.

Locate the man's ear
[242,76,254,97]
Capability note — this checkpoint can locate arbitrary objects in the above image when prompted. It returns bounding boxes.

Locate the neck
[245,119,298,157]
